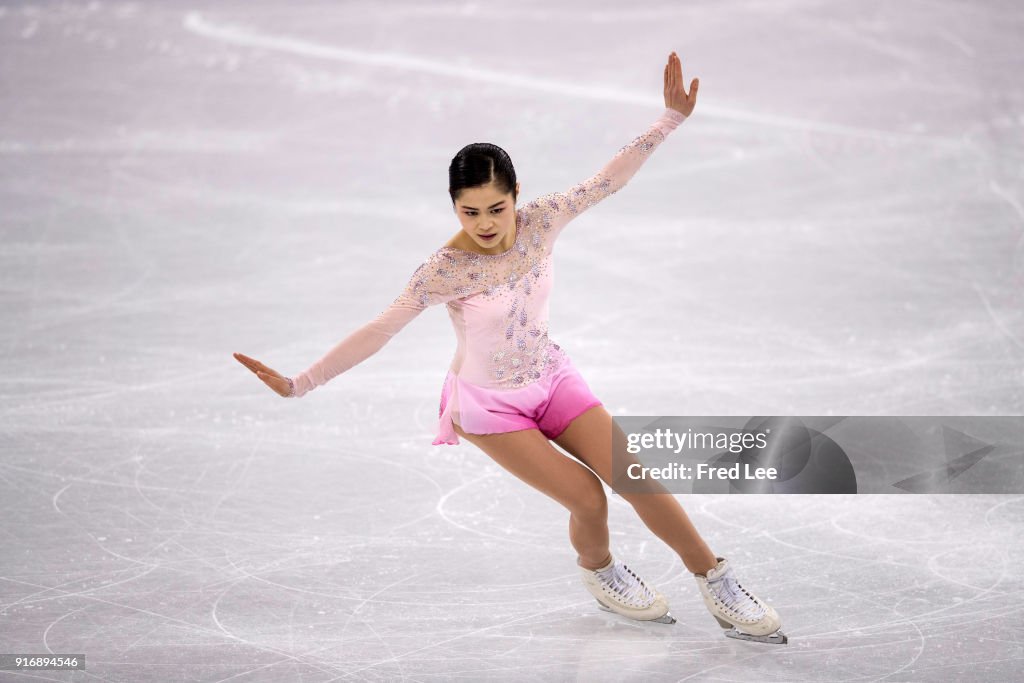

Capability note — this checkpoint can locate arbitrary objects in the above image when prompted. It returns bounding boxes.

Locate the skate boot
[580,554,675,624]
[694,556,787,644]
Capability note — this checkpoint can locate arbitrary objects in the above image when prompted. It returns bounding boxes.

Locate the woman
[235,52,786,645]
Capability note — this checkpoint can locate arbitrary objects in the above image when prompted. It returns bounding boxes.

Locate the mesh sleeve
[289,250,467,398]
[521,107,686,245]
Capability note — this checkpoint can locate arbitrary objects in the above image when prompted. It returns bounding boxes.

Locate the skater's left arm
[525,52,698,243]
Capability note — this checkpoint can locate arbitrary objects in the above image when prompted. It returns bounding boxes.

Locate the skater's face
[453,180,520,255]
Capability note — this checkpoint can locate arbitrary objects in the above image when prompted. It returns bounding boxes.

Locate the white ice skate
[694,556,787,644]
[579,555,676,624]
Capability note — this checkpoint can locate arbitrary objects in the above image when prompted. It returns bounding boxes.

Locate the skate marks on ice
[181,10,966,148]
[693,495,1024,679]
[3,0,1024,680]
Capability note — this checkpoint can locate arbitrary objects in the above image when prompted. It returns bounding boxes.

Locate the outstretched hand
[234,352,293,397]
[664,51,698,117]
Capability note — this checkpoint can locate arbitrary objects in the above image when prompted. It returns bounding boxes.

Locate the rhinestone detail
[389,115,671,390]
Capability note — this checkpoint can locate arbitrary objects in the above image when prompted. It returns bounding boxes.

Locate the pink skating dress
[288,107,687,445]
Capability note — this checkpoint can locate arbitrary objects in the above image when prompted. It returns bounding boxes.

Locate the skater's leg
[553,405,718,575]
[452,421,611,570]
[552,407,786,642]
[454,422,674,624]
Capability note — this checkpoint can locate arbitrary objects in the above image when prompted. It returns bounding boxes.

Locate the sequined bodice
[428,209,559,388]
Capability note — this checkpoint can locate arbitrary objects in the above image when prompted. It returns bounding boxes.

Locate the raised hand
[664,51,698,117]
[233,352,293,397]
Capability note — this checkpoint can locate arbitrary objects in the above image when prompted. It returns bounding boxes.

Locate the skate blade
[596,599,676,624]
[724,627,788,645]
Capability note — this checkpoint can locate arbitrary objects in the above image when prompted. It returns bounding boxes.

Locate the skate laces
[707,565,766,621]
[595,560,657,608]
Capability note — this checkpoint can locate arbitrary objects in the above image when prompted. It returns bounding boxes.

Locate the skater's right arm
[287,250,464,398]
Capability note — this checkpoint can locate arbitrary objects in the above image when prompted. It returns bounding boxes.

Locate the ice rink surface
[2,1,1023,680]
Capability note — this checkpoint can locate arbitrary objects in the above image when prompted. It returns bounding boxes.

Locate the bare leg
[452,421,612,570]
[554,406,718,575]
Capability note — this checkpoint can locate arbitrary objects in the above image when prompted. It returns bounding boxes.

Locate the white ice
[1,1,1022,681]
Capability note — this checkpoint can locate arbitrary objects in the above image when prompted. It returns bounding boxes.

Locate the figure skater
[234,52,786,644]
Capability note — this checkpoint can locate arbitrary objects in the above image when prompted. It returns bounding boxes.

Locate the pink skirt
[433,352,603,446]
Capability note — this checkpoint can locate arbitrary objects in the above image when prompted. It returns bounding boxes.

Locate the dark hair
[448,142,517,205]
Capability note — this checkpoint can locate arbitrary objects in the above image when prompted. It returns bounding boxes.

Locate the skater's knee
[566,476,607,520]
